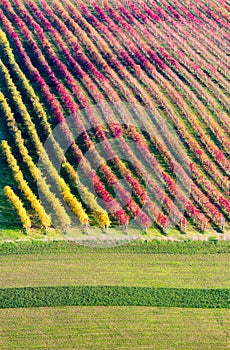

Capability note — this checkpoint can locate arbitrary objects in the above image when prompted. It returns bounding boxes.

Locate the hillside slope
[0,0,229,238]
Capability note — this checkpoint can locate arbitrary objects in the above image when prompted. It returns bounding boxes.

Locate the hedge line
[0,286,229,309]
[0,239,230,255]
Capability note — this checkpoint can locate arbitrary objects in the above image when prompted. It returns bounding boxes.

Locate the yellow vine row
[4,186,31,230]
[0,90,71,229]
[0,58,89,225]
[1,140,51,228]
[0,29,110,227]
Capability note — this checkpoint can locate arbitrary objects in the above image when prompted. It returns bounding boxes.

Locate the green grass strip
[0,286,229,309]
[0,240,230,255]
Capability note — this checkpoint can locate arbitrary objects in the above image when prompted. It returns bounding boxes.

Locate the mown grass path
[0,252,229,289]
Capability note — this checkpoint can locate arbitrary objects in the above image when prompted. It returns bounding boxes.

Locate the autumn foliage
[0,0,229,234]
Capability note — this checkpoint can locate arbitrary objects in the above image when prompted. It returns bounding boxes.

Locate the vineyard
[0,0,229,238]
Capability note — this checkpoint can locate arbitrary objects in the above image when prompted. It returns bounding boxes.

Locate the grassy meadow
[0,251,229,289]
[0,306,229,349]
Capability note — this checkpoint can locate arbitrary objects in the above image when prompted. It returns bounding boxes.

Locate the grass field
[0,306,229,349]
[0,252,229,289]
[1,240,230,254]
[0,242,229,348]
